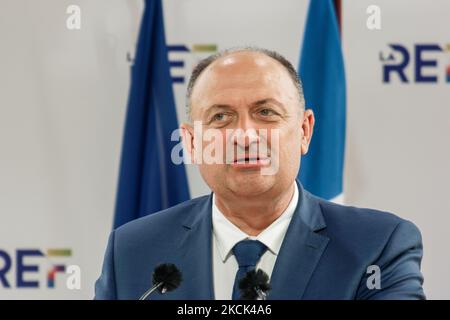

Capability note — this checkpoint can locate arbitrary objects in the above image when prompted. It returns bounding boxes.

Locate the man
[95,47,425,300]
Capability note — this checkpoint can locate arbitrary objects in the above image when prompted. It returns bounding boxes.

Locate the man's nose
[232,117,260,148]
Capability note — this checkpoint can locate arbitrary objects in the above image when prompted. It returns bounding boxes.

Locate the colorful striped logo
[46,249,72,288]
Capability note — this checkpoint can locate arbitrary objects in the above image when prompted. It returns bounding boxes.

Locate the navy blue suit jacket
[95,182,425,300]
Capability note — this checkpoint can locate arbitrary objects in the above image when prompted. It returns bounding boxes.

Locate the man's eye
[212,113,227,122]
[258,109,276,116]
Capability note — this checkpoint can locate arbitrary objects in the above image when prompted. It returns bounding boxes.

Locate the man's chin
[226,173,275,197]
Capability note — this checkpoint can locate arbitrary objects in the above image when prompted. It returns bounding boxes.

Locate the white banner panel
[343,0,450,299]
[0,0,143,299]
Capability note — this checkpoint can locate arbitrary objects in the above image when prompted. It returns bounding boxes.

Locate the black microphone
[238,269,271,300]
[139,263,183,300]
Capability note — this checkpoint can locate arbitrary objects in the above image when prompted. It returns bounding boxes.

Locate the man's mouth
[231,155,271,168]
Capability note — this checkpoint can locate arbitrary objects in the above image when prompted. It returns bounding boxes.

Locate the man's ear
[180,123,196,164]
[300,109,315,155]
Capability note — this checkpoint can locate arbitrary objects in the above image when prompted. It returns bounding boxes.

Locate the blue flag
[298,0,346,200]
[113,0,190,229]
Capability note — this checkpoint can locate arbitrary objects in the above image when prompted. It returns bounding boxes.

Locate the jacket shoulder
[315,195,413,234]
[311,194,422,258]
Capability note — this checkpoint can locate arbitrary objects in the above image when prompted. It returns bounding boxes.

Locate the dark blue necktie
[231,239,267,300]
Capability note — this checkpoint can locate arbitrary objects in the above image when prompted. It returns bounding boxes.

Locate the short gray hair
[185,46,305,120]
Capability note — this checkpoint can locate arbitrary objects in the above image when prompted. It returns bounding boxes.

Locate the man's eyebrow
[203,104,233,119]
[251,98,287,111]
[202,98,286,118]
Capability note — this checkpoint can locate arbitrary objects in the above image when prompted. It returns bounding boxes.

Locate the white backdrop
[0,0,448,299]
[0,0,143,299]
[343,0,450,300]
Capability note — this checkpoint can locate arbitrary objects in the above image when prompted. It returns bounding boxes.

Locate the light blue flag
[298,0,346,200]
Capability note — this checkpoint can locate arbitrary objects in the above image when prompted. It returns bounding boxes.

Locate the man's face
[181,51,314,198]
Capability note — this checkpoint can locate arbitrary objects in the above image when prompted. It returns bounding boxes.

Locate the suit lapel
[174,194,215,299]
[268,182,330,299]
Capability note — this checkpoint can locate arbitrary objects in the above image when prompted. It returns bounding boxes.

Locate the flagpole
[333,0,342,35]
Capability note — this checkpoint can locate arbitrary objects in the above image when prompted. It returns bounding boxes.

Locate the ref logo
[380,43,450,83]
[0,248,80,289]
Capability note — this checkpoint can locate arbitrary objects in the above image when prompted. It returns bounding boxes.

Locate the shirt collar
[212,182,299,262]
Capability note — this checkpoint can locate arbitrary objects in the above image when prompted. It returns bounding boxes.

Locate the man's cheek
[261,129,280,176]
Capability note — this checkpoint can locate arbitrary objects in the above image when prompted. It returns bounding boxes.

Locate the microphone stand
[139,282,166,300]
[255,287,267,300]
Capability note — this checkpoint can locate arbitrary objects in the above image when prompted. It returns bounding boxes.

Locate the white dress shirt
[212,182,299,300]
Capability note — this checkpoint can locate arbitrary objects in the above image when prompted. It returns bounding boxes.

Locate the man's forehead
[188,50,302,119]
[191,51,291,99]
[204,51,286,78]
